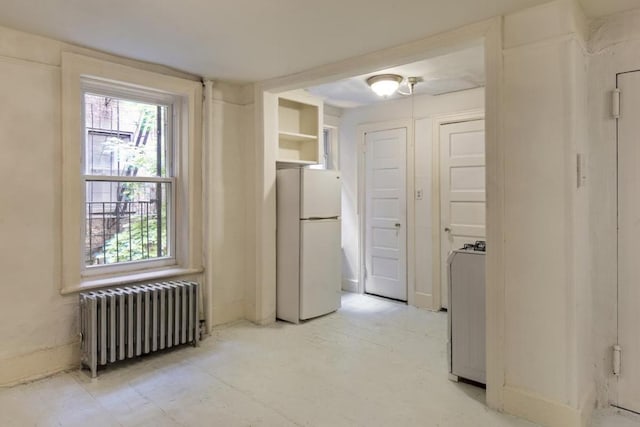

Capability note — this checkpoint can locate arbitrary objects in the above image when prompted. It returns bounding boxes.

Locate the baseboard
[211,299,245,329]
[503,385,584,427]
[342,278,358,293]
[414,291,435,310]
[0,341,80,387]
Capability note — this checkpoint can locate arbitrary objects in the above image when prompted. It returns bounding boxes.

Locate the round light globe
[366,74,403,97]
[371,80,400,97]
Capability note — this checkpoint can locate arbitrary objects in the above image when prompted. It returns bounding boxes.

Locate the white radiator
[79,281,200,377]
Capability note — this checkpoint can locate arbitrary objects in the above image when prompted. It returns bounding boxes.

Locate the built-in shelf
[276,159,318,168]
[278,160,318,166]
[276,93,323,165]
[278,131,318,143]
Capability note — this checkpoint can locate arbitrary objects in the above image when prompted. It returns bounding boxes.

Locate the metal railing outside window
[85,200,167,265]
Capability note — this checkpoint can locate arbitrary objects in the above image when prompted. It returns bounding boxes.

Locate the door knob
[444,227,451,232]
[395,223,401,228]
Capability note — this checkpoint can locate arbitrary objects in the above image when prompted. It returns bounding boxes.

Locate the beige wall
[0,49,77,384]
[0,25,251,385]
[338,88,485,304]
[206,82,254,326]
[588,7,640,408]
[5,3,640,425]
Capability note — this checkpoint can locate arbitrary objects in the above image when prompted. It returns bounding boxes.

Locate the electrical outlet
[416,189,423,200]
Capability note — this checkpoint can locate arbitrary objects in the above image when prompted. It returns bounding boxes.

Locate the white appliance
[276,168,342,323]
[447,242,486,385]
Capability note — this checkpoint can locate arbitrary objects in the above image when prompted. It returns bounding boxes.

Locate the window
[82,90,173,269]
[62,52,203,293]
[309,126,339,170]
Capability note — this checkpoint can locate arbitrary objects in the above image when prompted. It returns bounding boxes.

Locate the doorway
[364,127,408,301]
[617,69,640,414]
[253,17,501,413]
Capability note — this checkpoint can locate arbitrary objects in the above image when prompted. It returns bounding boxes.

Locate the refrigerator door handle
[303,217,340,221]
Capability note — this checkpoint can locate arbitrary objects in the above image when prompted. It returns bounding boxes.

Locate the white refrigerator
[276,168,342,323]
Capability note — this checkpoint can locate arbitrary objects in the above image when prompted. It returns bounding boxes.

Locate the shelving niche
[277,93,322,165]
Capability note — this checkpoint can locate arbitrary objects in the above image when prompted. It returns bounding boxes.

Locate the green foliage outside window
[103,209,168,263]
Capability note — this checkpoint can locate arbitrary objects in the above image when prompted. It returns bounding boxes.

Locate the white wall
[338,87,484,304]
[0,25,251,385]
[493,2,593,426]
[587,7,640,408]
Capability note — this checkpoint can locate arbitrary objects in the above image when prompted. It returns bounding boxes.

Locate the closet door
[364,127,407,301]
[618,70,640,414]
[439,119,485,308]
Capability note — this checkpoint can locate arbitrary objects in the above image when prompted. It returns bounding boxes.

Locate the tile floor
[594,408,640,427]
[0,293,637,426]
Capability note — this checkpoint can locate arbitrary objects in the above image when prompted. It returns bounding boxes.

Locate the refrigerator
[276,168,342,323]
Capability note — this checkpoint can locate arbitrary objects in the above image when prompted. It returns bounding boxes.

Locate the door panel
[440,119,485,308]
[618,70,640,413]
[451,166,485,190]
[365,128,407,301]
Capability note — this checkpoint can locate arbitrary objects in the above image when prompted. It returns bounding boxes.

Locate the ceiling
[0,1,636,83]
[307,45,485,108]
[579,0,639,17]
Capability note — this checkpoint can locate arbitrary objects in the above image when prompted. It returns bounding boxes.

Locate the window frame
[310,125,339,170]
[81,82,177,275]
[61,52,203,293]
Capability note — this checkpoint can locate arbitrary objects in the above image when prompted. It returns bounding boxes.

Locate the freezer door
[300,169,341,219]
[299,219,341,320]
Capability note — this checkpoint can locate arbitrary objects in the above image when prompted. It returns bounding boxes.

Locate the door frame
[357,119,414,306]
[431,109,484,310]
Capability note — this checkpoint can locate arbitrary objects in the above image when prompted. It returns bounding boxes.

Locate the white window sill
[61,266,204,295]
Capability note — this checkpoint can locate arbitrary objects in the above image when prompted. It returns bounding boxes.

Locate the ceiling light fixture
[367,74,423,97]
[398,76,423,96]
[366,74,403,97]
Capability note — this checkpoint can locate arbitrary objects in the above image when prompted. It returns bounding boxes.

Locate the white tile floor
[0,293,637,427]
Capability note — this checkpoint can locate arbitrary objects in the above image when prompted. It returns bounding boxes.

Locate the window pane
[84,94,169,177]
[85,181,170,266]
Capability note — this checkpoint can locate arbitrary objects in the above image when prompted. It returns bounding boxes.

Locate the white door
[364,128,407,301]
[440,120,485,308]
[618,70,640,414]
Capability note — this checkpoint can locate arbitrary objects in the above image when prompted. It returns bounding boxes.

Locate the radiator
[79,281,200,377]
